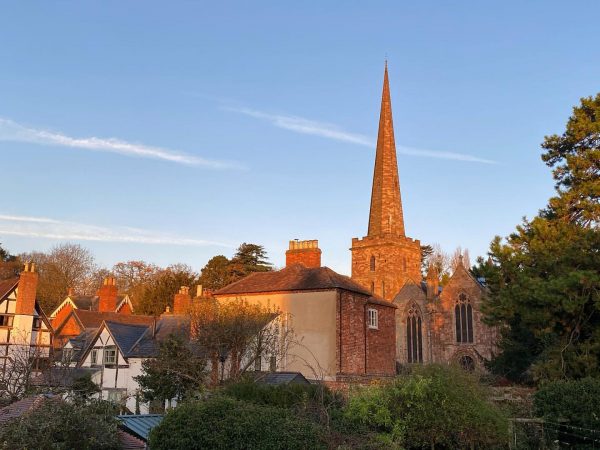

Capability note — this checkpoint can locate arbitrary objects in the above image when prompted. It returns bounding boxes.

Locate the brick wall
[337,290,396,377]
[366,301,396,375]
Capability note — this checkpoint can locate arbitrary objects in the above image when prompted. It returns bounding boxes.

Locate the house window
[406,304,423,363]
[90,349,98,365]
[370,256,376,272]
[107,390,125,403]
[367,308,378,329]
[32,318,42,329]
[254,355,261,371]
[62,348,74,363]
[455,293,474,343]
[0,315,14,327]
[103,346,117,365]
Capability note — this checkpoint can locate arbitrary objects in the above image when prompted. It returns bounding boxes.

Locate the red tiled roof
[214,264,373,296]
[118,430,146,449]
[0,277,18,300]
[74,310,155,329]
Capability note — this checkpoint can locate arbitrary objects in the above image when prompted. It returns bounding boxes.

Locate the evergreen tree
[481,94,600,382]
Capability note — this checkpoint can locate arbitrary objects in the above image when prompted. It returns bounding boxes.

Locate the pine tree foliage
[481,94,600,382]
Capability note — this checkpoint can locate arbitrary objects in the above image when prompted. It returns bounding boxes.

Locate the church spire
[367,62,405,237]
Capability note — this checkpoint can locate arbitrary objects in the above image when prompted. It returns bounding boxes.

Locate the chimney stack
[196,285,204,298]
[16,262,38,315]
[67,287,75,297]
[173,286,191,314]
[98,276,118,312]
[285,239,322,268]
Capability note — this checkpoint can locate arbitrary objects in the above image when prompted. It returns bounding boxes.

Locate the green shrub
[344,365,508,449]
[148,396,326,450]
[222,379,339,409]
[534,378,600,448]
[0,398,119,450]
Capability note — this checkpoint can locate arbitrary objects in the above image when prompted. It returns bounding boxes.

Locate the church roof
[214,263,373,297]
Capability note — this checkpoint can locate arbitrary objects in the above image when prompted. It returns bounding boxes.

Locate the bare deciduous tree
[189,298,294,383]
[20,243,98,312]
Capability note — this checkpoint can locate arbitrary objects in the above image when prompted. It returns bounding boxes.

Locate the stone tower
[351,63,422,301]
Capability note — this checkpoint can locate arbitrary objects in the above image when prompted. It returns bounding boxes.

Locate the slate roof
[0,277,18,300]
[127,315,192,358]
[68,294,127,311]
[105,321,150,357]
[0,394,59,424]
[31,366,101,387]
[117,414,164,441]
[215,264,373,296]
[256,371,310,386]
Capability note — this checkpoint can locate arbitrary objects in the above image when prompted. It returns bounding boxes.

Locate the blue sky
[1,1,599,274]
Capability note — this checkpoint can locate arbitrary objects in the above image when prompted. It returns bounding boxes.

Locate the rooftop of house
[70,309,155,330]
[214,263,373,297]
[0,394,59,424]
[117,414,164,442]
[0,277,18,300]
[255,371,311,386]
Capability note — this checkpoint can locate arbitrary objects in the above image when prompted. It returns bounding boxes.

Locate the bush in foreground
[344,365,508,449]
[148,396,326,450]
[0,398,119,450]
[534,377,600,448]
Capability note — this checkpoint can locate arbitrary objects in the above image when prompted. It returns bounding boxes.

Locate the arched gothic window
[455,293,474,343]
[406,303,423,363]
[370,256,376,272]
[459,355,475,372]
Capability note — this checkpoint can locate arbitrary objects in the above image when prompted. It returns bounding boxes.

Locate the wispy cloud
[224,106,496,164]
[0,117,241,169]
[0,214,233,248]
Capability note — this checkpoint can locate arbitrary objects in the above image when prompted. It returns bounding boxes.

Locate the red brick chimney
[98,276,118,312]
[285,239,322,268]
[16,262,38,315]
[173,286,191,314]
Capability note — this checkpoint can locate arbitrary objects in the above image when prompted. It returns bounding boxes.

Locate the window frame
[90,348,98,365]
[0,315,14,328]
[406,303,423,363]
[367,308,379,329]
[103,346,117,365]
[455,293,474,344]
